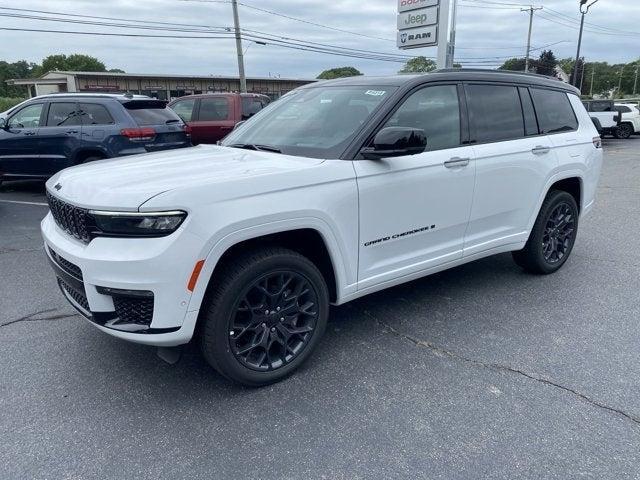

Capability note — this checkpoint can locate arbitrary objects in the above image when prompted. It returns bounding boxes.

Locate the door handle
[444,157,470,168]
[23,131,36,136]
[532,145,551,155]
[65,130,79,134]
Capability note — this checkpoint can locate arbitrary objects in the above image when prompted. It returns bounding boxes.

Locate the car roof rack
[434,68,562,81]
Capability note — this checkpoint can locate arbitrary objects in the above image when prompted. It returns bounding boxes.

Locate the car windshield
[222,85,397,158]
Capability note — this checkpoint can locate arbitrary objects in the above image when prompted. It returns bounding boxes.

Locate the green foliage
[41,54,107,73]
[317,67,363,79]
[399,56,436,74]
[536,50,558,76]
[0,61,40,97]
[0,97,26,112]
[499,58,528,72]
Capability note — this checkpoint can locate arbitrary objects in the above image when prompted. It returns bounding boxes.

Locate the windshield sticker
[365,90,386,96]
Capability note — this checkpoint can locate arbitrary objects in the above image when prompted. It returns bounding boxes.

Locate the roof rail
[434,68,561,81]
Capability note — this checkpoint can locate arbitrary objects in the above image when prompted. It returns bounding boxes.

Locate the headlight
[88,210,187,237]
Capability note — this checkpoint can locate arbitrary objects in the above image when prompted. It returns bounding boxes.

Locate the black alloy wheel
[615,123,633,140]
[542,202,576,264]
[229,271,319,371]
[512,190,579,274]
[200,247,329,386]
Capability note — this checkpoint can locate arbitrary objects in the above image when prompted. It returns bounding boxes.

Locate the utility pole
[618,65,625,98]
[590,66,595,97]
[634,65,639,96]
[579,64,585,93]
[522,6,542,73]
[231,0,247,93]
[574,0,599,87]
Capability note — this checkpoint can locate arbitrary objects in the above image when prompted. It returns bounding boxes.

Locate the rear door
[37,101,83,175]
[463,83,558,256]
[79,102,116,157]
[192,96,235,144]
[0,102,45,177]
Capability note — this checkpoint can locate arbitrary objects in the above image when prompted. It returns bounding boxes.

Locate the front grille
[49,248,83,280]
[58,279,90,313]
[113,296,154,327]
[46,191,92,243]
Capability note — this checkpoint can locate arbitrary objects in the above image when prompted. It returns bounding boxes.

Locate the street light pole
[231,0,247,93]
[634,65,639,96]
[573,0,599,87]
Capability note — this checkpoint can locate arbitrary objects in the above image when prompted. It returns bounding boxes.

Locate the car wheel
[512,190,579,275]
[200,247,329,386]
[614,123,633,139]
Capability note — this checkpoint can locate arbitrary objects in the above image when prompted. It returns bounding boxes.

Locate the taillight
[593,136,602,149]
[183,124,192,137]
[121,127,156,142]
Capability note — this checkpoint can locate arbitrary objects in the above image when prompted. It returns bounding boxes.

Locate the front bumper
[41,213,204,346]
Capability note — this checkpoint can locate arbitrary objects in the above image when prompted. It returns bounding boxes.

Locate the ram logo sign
[396,25,438,49]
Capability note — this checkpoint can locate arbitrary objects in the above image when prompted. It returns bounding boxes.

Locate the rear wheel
[512,190,579,274]
[614,123,633,139]
[200,247,329,386]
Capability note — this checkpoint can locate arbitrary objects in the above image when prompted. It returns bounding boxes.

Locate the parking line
[0,199,48,207]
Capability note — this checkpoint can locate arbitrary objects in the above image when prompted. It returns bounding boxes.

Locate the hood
[46,145,325,210]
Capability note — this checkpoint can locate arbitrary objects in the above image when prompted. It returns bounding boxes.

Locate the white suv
[42,71,603,386]
[615,103,640,139]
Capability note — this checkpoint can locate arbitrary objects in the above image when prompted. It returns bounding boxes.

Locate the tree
[108,68,126,73]
[317,67,362,80]
[41,54,107,73]
[0,60,40,97]
[536,50,558,76]
[399,56,436,74]
[499,57,527,72]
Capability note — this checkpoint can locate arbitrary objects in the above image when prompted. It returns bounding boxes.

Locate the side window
[7,103,44,128]
[530,89,578,134]
[171,99,196,122]
[79,103,114,125]
[241,97,267,118]
[466,84,524,143]
[198,98,229,121]
[383,85,461,151]
[615,105,631,113]
[519,87,539,136]
[591,101,612,112]
[46,103,81,127]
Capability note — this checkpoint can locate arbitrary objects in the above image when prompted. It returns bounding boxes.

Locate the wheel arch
[73,148,108,164]
[549,176,582,213]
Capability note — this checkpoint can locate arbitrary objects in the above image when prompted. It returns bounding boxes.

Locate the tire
[82,155,105,163]
[614,123,633,139]
[200,247,329,387]
[512,190,579,275]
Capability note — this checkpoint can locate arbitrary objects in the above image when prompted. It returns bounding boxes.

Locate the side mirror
[361,127,427,160]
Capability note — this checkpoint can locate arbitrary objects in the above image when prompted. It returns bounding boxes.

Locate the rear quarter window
[125,102,182,126]
[530,89,578,134]
[79,103,114,125]
[466,84,525,143]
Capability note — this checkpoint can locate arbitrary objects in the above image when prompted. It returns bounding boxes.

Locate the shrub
[0,97,27,113]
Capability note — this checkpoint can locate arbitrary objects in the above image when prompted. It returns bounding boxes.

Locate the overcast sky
[1,0,638,79]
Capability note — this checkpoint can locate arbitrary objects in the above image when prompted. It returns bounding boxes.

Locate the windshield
[222,85,397,158]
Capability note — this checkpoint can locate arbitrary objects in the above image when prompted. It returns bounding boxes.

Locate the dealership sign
[397,26,438,49]
[397,6,438,30]
[398,0,439,13]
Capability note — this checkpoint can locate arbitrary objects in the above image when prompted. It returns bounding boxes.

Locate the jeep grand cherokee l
[42,70,602,386]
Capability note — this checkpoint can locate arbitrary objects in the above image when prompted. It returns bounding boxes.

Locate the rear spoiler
[120,99,169,109]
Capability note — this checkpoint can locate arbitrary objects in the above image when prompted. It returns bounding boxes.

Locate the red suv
[168,93,270,145]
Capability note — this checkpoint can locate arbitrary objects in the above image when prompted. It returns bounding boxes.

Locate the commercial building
[7,71,315,100]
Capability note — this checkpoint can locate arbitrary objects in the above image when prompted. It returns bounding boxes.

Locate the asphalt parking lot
[1,138,639,479]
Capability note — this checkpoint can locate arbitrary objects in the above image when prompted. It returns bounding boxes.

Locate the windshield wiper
[165,119,181,124]
[228,143,282,153]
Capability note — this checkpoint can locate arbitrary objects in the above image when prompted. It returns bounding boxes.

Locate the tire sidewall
[203,253,329,386]
[529,191,579,274]
[615,124,632,139]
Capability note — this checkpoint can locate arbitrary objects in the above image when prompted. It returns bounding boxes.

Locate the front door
[354,84,476,289]
[0,103,45,177]
[192,97,235,144]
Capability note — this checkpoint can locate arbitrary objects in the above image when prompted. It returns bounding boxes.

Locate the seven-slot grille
[46,191,92,243]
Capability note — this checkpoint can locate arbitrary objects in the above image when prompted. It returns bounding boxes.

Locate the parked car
[42,70,602,386]
[0,93,191,182]
[582,99,622,138]
[614,103,640,138]
[168,93,270,145]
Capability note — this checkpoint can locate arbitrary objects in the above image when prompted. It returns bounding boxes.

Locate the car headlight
[88,210,187,237]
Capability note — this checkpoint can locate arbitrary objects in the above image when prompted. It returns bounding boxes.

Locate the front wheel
[512,190,579,274]
[199,247,329,386]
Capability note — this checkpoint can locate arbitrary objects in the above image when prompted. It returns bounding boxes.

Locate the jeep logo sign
[396,25,438,49]
[398,0,438,13]
[397,6,438,30]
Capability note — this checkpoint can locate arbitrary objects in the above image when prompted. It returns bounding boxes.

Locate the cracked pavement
[1,138,640,479]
